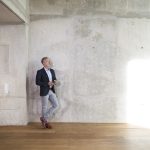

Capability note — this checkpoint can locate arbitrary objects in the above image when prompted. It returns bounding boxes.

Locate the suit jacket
[36,67,57,96]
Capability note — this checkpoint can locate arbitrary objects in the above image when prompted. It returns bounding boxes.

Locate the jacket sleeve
[36,70,48,87]
[53,69,57,81]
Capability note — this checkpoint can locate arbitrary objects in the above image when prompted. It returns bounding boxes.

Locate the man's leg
[40,94,49,128]
[41,94,49,119]
[45,90,59,120]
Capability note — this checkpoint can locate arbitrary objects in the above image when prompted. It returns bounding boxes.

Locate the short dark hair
[41,57,49,64]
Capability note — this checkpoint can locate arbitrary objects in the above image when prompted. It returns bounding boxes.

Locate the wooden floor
[0,123,150,150]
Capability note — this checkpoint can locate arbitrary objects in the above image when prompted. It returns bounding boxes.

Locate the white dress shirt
[44,67,52,81]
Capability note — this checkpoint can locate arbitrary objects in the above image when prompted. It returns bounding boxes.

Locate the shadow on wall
[126,59,150,128]
[26,60,41,121]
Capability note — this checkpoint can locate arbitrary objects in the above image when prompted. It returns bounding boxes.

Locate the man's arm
[51,69,57,82]
[36,70,48,87]
[53,70,57,81]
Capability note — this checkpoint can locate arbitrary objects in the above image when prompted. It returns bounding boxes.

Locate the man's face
[43,58,50,68]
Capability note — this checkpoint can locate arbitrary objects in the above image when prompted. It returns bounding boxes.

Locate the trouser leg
[41,90,59,121]
[45,90,59,120]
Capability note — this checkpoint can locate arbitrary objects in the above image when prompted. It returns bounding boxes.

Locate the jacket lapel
[42,68,49,80]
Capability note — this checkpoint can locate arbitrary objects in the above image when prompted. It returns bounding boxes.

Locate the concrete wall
[28,0,150,123]
[0,25,28,125]
[0,0,29,125]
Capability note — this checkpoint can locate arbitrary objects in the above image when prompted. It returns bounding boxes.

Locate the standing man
[36,57,59,129]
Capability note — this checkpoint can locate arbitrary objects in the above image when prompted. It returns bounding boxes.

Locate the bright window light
[126,59,150,128]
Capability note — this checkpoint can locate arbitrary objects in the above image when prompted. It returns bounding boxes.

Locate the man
[36,57,59,129]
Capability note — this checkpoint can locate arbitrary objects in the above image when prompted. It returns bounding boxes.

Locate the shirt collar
[44,67,50,71]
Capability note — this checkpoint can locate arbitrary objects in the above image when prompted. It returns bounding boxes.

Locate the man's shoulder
[37,68,44,72]
[37,68,55,72]
[50,68,55,72]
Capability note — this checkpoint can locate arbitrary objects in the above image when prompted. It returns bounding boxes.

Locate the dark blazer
[36,67,57,96]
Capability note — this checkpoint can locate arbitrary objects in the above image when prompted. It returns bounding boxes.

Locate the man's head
[41,57,53,68]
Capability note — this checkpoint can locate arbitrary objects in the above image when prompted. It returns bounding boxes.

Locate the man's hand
[53,80,57,85]
[48,81,54,87]
[53,80,61,86]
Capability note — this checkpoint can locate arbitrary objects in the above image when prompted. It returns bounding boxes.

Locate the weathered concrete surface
[0,25,28,125]
[28,0,150,123]
[30,0,150,19]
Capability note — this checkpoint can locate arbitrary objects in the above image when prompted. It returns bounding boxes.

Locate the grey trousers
[41,90,59,120]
